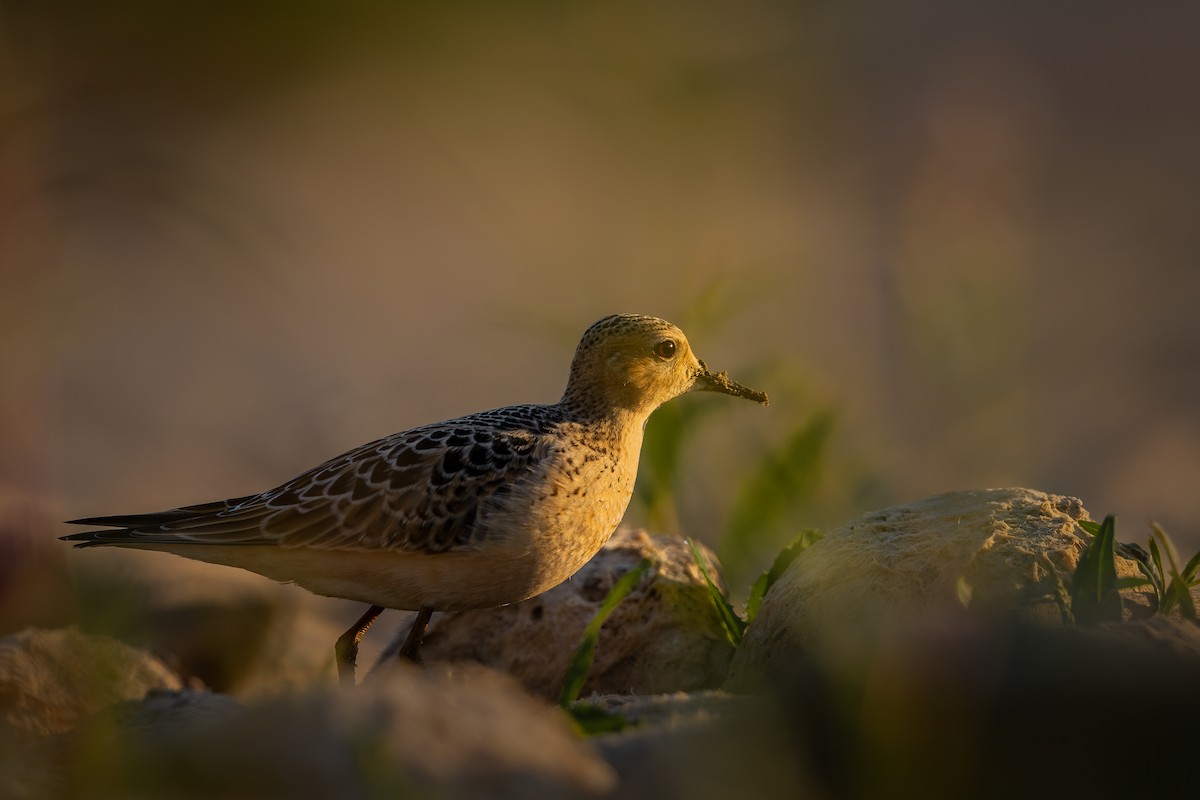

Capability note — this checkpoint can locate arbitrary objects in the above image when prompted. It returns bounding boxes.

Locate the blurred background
[2,1,1198,637]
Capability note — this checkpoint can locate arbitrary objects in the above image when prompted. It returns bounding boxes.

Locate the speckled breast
[516,426,643,597]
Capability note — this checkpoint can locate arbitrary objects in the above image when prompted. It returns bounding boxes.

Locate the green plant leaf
[1077,519,1102,536]
[564,703,636,736]
[1131,543,1165,611]
[1072,515,1122,625]
[1148,537,1168,609]
[1149,537,1165,582]
[1163,580,1197,620]
[1135,563,1164,614]
[1149,523,1199,620]
[744,528,823,623]
[634,398,735,534]
[1180,547,1200,585]
[1153,523,1183,575]
[1150,524,1185,617]
[557,558,653,707]
[688,538,745,647]
[721,410,835,577]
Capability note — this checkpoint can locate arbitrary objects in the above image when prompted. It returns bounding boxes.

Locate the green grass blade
[557,558,653,707]
[744,528,823,623]
[721,410,835,578]
[1165,580,1197,620]
[1137,559,1163,597]
[564,702,636,736]
[634,400,731,534]
[1133,544,1165,608]
[1072,515,1122,625]
[1077,519,1102,536]
[1151,525,1184,616]
[1149,537,1165,582]
[1152,523,1183,575]
[1180,547,1200,585]
[688,538,745,647]
[1151,523,1199,619]
[1148,537,1167,609]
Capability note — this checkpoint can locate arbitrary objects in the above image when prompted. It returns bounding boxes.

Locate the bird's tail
[62,495,257,547]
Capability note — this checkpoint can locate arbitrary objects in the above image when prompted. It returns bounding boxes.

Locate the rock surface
[66,549,348,695]
[4,665,614,800]
[587,691,814,800]
[12,488,1200,798]
[727,488,1143,687]
[0,626,182,739]
[373,529,734,700]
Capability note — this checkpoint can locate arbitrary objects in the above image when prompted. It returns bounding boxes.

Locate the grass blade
[721,410,834,578]
[1151,523,1198,620]
[1149,537,1168,610]
[1072,515,1122,625]
[745,528,822,623]
[1180,547,1200,586]
[557,558,653,707]
[688,538,745,647]
[634,400,727,534]
[564,702,635,736]
[1152,523,1183,575]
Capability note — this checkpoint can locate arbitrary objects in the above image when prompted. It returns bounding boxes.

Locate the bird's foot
[397,606,433,666]
[334,604,384,687]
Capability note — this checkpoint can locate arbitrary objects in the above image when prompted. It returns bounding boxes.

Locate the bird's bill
[691,361,769,405]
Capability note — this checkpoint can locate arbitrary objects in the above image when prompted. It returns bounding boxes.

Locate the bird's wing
[64,424,548,555]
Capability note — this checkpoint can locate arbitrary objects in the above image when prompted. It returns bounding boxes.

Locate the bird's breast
[481,425,643,599]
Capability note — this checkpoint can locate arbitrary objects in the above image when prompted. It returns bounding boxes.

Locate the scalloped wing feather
[66,412,553,555]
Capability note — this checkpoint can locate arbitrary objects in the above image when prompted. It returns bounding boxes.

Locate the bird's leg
[397,606,434,664]
[335,604,384,687]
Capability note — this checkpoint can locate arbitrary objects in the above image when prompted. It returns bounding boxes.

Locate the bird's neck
[559,390,651,433]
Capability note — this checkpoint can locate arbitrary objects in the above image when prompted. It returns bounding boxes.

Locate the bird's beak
[691,360,769,405]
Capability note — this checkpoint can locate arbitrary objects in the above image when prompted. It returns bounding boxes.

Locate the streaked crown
[560,314,704,418]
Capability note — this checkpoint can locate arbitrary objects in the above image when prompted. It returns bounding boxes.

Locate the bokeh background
[2,1,1198,625]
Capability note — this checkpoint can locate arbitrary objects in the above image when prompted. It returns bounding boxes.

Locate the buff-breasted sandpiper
[63,314,767,684]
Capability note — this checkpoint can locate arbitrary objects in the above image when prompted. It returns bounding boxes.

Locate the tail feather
[66,495,258,530]
[60,528,147,548]
[62,494,263,547]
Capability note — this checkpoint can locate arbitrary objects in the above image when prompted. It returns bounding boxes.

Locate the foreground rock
[727,488,1144,687]
[64,550,346,695]
[3,664,614,799]
[374,529,734,700]
[0,626,182,740]
[587,692,814,799]
[756,613,1200,799]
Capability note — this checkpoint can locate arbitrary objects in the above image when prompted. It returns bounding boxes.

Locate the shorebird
[63,314,767,684]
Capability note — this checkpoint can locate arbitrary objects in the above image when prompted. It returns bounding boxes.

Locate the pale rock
[67,549,348,695]
[7,665,614,799]
[727,488,1144,687]
[371,529,734,700]
[0,626,182,739]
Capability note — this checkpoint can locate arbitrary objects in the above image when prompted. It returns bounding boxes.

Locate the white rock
[374,529,734,700]
[0,626,182,738]
[727,488,1143,687]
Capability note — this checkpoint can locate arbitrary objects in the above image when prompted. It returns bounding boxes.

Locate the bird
[63,313,768,684]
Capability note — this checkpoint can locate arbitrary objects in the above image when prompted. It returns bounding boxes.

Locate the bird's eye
[653,340,677,360]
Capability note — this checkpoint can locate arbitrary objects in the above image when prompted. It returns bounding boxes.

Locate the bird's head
[561,314,767,419]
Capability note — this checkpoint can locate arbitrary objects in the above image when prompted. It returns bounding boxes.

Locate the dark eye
[653,339,677,359]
